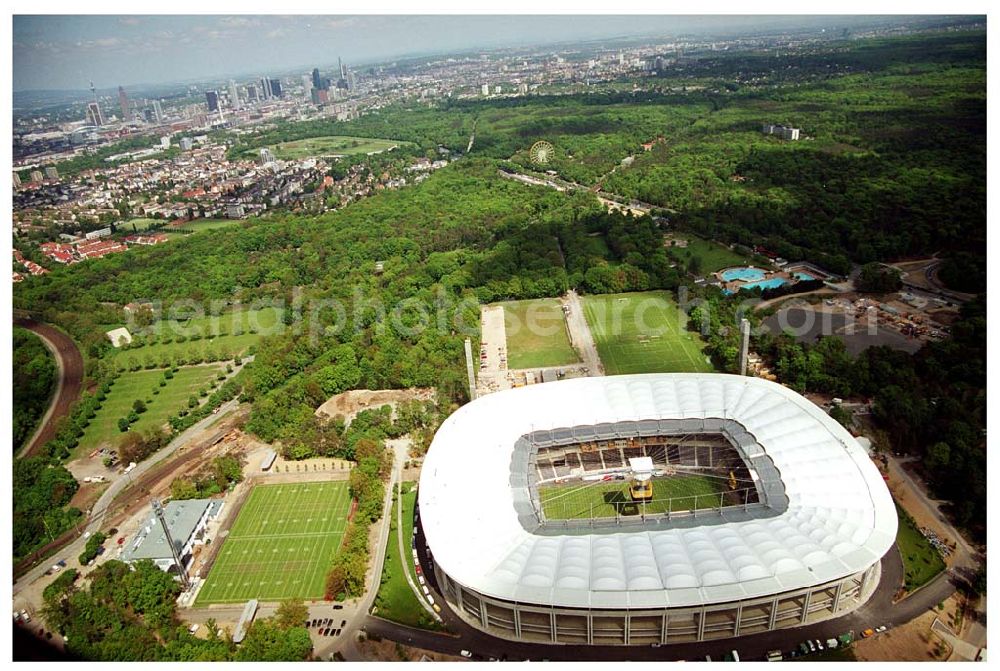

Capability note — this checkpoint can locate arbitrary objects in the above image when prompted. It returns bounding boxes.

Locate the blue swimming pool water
[741,277,788,292]
[720,267,766,282]
[794,271,816,281]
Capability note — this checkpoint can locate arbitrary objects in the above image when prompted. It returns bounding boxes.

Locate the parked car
[807,640,816,653]
[861,628,875,638]
[815,639,824,651]
[460,650,473,658]
[875,625,888,633]
[333,604,343,610]
[826,639,839,649]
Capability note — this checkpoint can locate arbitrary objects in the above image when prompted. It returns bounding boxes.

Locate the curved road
[14,318,84,459]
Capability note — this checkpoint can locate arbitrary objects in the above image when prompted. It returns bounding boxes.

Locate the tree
[856,262,902,293]
[925,442,952,472]
[233,620,312,661]
[133,399,147,414]
[118,418,130,433]
[274,599,309,631]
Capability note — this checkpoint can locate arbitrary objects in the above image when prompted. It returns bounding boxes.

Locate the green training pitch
[582,291,714,375]
[497,298,580,369]
[195,481,352,605]
[540,473,731,520]
[270,136,414,160]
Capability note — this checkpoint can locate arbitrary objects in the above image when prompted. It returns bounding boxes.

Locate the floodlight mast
[151,499,191,590]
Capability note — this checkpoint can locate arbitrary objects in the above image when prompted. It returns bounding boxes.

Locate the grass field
[174,218,245,232]
[373,482,443,630]
[666,234,753,274]
[121,218,163,232]
[497,298,580,369]
[77,364,226,456]
[582,291,714,375]
[107,307,281,367]
[270,136,413,160]
[540,473,731,520]
[896,504,946,591]
[196,482,352,605]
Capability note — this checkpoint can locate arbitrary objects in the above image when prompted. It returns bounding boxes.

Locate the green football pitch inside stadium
[195,481,352,605]
[582,291,714,375]
[539,473,733,520]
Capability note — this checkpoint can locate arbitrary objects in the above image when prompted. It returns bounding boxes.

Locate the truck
[766,650,783,662]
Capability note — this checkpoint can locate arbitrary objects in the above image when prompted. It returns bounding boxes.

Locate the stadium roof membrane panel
[419,374,896,609]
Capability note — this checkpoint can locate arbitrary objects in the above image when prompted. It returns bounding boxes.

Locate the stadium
[418,374,897,645]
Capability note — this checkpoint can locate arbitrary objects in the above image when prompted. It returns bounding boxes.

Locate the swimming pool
[720,267,766,282]
[793,271,816,281]
[741,277,788,292]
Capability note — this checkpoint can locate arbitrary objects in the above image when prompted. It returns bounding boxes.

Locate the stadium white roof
[418,374,897,609]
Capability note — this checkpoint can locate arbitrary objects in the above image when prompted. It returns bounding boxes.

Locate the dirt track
[15,318,84,459]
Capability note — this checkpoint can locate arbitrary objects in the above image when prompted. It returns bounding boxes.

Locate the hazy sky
[12,14,886,91]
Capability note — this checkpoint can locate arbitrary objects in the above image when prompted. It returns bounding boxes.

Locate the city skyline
[12,14,928,91]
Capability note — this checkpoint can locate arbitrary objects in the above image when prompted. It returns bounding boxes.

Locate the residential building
[205,90,220,113]
[44,166,59,180]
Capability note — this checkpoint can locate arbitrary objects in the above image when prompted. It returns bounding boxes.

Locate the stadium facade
[418,374,897,645]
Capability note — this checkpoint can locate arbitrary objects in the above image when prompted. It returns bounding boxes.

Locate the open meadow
[270,135,413,160]
[76,364,226,457]
[106,307,281,368]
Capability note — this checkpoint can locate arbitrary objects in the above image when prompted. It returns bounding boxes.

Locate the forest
[41,560,312,660]
[12,327,56,451]
[11,30,986,578]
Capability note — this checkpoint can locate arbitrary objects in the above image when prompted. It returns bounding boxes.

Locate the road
[560,290,604,376]
[15,318,85,459]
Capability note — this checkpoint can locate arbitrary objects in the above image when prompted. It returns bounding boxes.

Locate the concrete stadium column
[832,580,845,612]
[734,604,743,636]
[768,597,779,630]
[624,612,630,645]
[860,565,876,598]
[550,610,557,643]
[799,590,812,625]
[697,607,706,641]
[587,612,594,645]
[480,600,489,630]
[660,613,668,645]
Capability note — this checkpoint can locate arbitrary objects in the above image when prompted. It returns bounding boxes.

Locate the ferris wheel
[529,140,555,166]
